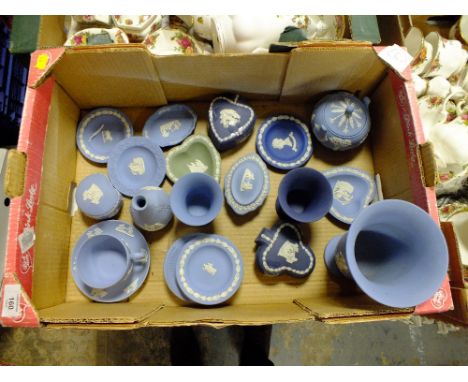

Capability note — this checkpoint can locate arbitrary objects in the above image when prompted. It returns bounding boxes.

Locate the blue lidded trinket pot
[255,222,315,278]
[256,114,312,170]
[108,136,166,197]
[76,107,133,163]
[143,104,197,148]
[323,167,376,224]
[75,173,123,220]
[224,153,270,215]
[208,94,256,151]
[311,91,371,151]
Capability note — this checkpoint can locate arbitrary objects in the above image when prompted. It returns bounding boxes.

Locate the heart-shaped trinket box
[208,94,256,151]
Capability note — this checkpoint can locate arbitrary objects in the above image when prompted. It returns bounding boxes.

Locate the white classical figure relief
[115,224,134,237]
[91,289,108,298]
[203,262,217,276]
[129,157,146,175]
[326,135,352,149]
[160,119,181,137]
[272,132,298,152]
[240,168,255,191]
[102,129,113,143]
[86,227,104,239]
[187,159,208,173]
[219,109,241,128]
[82,183,103,205]
[278,240,299,264]
[333,180,354,205]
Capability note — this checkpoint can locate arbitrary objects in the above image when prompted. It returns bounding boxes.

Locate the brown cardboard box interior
[31,47,415,325]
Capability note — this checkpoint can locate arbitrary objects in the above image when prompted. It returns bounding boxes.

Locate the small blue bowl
[143,104,197,148]
[170,172,223,226]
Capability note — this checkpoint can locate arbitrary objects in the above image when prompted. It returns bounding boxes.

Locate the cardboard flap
[441,222,467,289]
[145,303,311,327]
[51,47,167,108]
[295,295,413,323]
[442,287,468,325]
[38,301,164,324]
[280,46,387,103]
[154,53,289,102]
[418,142,437,187]
[4,150,26,198]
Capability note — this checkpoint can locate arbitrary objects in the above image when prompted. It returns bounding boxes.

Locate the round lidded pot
[311,91,371,151]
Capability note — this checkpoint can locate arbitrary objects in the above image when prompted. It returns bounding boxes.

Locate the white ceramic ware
[411,73,428,97]
[65,28,129,46]
[143,28,204,56]
[405,27,434,76]
[112,15,163,42]
[427,76,452,98]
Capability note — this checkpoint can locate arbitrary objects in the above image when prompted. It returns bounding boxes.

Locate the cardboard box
[0,45,453,328]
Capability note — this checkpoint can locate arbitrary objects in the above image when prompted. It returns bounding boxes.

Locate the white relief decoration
[333,180,354,206]
[91,289,108,298]
[124,278,139,295]
[219,109,241,128]
[329,99,364,133]
[102,129,113,143]
[160,119,181,137]
[115,224,134,237]
[240,168,255,191]
[187,159,208,173]
[86,227,104,238]
[88,124,105,141]
[278,240,299,264]
[272,132,298,152]
[203,262,217,276]
[82,183,103,205]
[326,135,352,149]
[128,157,146,175]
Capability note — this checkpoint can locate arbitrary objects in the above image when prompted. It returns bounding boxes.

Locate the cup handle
[131,250,148,264]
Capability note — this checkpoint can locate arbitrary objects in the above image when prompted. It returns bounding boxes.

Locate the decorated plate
[108,136,166,197]
[76,108,133,164]
[256,114,312,170]
[224,153,269,215]
[323,167,375,224]
[143,104,197,148]
[175,235,243,305]
[71,220,150,303]
[65,28,129,47]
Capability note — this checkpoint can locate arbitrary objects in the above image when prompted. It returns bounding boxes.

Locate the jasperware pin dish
[108,136,166,197]
[76,107,133,164]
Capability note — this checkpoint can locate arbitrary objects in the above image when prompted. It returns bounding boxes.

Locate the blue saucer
[76,108,133,163]
[256,114,312,170]
[143,104,197,148]
[176,235,243,305]
[224,153,270,215]
[323,167,375,224]
[163,233,208,301]
[108,136,166,197]
[71,220,151,303]
[208,94,256,151]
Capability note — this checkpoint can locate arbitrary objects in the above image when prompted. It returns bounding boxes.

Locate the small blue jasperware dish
[255,222,315,278]
[163,233,208,302]
[143,104,197,148]
[108,136,166,197]
[170,172,223,226]
[175,234,244,305]
[76,173,123,220]
[71,220,150,303]
[224,153,270,215]
[76,107,133,163]
[208,94,256,151]
[276,167,333,223]
[323,167,376,224]
[256,114,312,170]
[311,91,371,151]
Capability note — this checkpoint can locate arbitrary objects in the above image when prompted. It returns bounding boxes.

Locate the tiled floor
[0,316,467,365]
